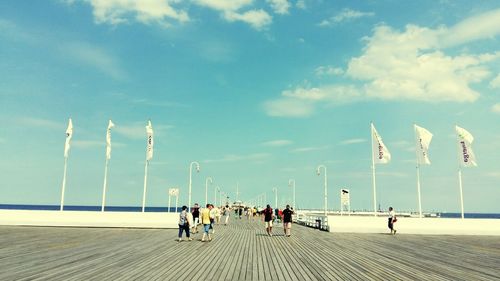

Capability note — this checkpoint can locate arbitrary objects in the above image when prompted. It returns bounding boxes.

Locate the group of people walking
[178,203,234,242]
[178,203,297,241]
[263,204,294,237]
[179,203,397,241]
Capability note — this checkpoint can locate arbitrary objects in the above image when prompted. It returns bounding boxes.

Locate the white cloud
[224,9,272,30]
[61,42,125,80]
[204,153,270,163]
[267,0,291,15]
[340,138,366,145]
[490,74,500,88]
[261,139,293,147]
[319,8,374,27]
[315,66,344,76]
[193,0,252,11]
[492,103,500,114]
[194,0,272,30]
[265,9,500,117]
[346,24,499,102]
[89,0,189,26]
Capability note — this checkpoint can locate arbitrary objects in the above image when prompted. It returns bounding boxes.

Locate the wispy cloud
[319,8,374,27]
[204,153,270,163]
[60,42,126,80]
[291,146,328,153]
[263,85,361,117]
[485,172,500,178]
[261,139,293,147]
[296,0,306,10]
[131,99,189,108]
[114,122,173,140]
[490,74,500,88]
[73,140,126,149]
[340,138,366,145]
[17,117,64,130]
[492,103,500,114]
[315,66,344,76]
[263,98,315,117]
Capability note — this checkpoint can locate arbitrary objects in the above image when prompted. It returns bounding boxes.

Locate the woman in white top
[388,207,397,235]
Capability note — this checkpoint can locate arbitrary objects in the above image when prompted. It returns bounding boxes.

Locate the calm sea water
[0,204,179,213]
[1,204,499,219]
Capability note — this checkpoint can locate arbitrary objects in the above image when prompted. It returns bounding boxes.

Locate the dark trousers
[178,223,190,238]
[388,218,394,231]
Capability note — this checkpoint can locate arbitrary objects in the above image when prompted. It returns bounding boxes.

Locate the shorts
[203,224,210,233]
[265,221,273,228]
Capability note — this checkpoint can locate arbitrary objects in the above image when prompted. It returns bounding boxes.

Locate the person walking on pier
[191,203,200,234]
[282,205,294,237]
[388,207,397,235]
[263,204,274,236]
[223,205,230,225]
[201,204,213,242]
[178,206,192,242]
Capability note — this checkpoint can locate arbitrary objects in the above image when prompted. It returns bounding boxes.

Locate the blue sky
[1,0,499,213]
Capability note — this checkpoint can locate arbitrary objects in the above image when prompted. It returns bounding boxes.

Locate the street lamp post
[215,186,220,206]
[188,161,200,212]
[205,177,213,206]
[272,187,278,208]
[316,165,328,216]
[288,179,296,210]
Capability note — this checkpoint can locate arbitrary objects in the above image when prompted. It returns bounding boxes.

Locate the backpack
[179,211,187,225]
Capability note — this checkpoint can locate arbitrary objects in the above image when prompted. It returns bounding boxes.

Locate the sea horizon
[1,204,499,219]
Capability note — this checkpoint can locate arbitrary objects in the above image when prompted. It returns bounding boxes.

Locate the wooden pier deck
[1,217,499,280]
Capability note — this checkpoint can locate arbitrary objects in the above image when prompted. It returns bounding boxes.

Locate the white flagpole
[142,160,149,212]
[60,157,68,211]
[458,168,465,219]
[175,195,179,212]
[414,125,423,218]
[168,193,171,213]
[455,125,465,220]
[416,163,422,218]
[371,122,377,217]
[101,158,109,212]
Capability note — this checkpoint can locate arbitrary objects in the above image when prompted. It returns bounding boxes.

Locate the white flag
[456,126,477,167]
[146,120,154,161]
[106,120,115,160]
[415,124,433,165]
[64,118,73,158]
[371,123,391,164]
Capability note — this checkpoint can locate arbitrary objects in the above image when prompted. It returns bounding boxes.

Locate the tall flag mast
[370,122,391,216]
[414,124,433,218]
[142,120,154,212]
[101,119,115,212]
[60,118,73,211]
[455,125,477,219]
